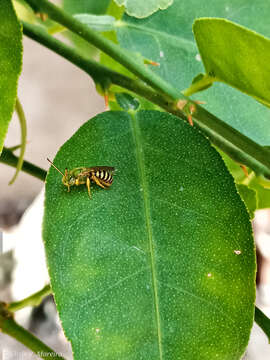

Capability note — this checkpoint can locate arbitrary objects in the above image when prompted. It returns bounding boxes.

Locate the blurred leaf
[62,0,110,15]
[193,18,270,107]
[115,92,140,111]
[44,110,255,359]
[114,0,173,18]
[221,151,270,210]
[12,0,36,23]
[236,184,256,219]
[0,0,22,155]
[106,0,125,20]
[116,0,270,145]
[74,14,116,32]
[219,150,246,183]
[248,178,270,209]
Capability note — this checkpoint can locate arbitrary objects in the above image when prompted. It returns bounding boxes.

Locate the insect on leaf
[44,110,255,359]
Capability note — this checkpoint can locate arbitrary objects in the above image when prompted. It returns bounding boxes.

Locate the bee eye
[69,177,75,185]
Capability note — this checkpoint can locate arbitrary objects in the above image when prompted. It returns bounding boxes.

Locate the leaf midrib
[130,112,163,359]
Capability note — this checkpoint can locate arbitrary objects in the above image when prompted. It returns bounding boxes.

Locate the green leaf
[114,0,173,18]
[0,0,23,155]
[116,0,270,145]
[193,18,270,107]
[236,184,256,220]
[44,110,255,359]
[62,0,110,15]
[248,178,270,209]
[13,0,37,23]
[220,151,270,210]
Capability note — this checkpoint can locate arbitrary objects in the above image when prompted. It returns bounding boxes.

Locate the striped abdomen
[92,168,114,185]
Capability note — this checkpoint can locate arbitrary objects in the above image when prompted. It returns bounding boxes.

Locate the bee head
[47,159,75,192]
[62,169,76,191]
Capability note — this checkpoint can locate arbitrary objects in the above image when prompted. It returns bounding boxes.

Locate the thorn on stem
[144,59,160,67]
[104,94,109,110]
[240,164,249,177]
[36,13,48,21]
[187,114,194,126]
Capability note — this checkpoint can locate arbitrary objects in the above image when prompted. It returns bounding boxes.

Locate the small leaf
[249,178,270,209]
[73,14,116,32]
[44,110,255,359]
[191,73,204,84]
[193,18,270,107]
[0,0,23,155]
[221,151,270,210]
[236,184,256,220]
[115,92,140,111]
[114,0,173,18]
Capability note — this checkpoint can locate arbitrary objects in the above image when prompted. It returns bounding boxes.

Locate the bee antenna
[47,158,65,176]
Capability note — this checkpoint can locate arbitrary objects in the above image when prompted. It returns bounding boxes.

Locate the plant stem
[9,98,27,185]
[0,303,66,359]
[0,147,46,181]
[22,21,162,103]
[8,284,52,312]
[24,0,178,101]
[255,306,270,342]
[22,21,270,178]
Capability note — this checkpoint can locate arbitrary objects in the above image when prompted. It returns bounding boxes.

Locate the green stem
[9,98,27,185]
[188,105,270,177]
[24,0,178,101]
[8,284,52,312]
[0,303,66,359]
[0,147,46,181]
[22,21,162,103]
[255,306,270,342]
[22,21,270,178]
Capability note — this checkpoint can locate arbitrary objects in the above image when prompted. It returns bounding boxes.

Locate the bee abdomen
[95,170,113,183]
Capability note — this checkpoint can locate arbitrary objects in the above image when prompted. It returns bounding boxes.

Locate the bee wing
[77,168,92,177]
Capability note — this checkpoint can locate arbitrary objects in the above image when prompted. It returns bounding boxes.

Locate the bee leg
[86,177,92,199]
[92,175,106,189]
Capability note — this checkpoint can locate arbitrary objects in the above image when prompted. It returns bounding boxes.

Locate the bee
[47,158,115,199]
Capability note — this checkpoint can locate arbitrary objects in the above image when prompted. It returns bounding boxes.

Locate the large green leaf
[115,0,270,145]
[44,110,255,359]
[193,18,270,107]
[0,0,22,154]
[114,0,173,18]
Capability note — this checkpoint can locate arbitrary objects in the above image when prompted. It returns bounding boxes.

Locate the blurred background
[0,34,104,359]
[0,8,270,360]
